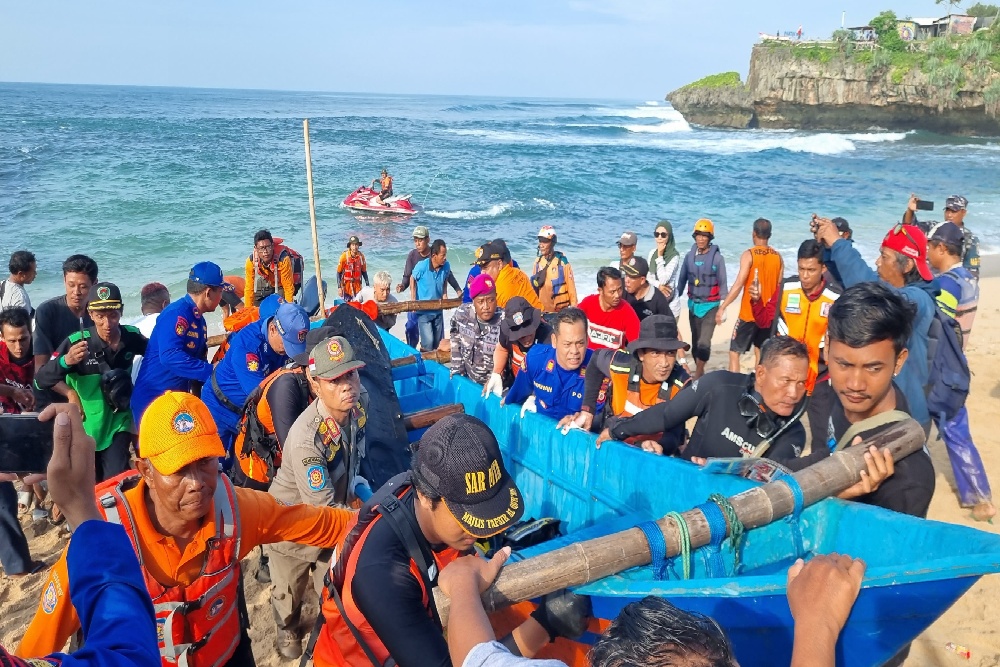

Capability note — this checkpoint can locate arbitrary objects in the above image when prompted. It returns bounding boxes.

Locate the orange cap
[138,392,225,475]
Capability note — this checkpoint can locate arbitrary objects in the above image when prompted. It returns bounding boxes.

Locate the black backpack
[925,304,971,423]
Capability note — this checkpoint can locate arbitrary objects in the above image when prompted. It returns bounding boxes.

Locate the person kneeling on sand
[18,391,357,666]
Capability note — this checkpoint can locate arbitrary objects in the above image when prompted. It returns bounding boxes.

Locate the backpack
[925,304,970,423]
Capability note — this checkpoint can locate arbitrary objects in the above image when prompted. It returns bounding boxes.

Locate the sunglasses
[654,232,669,238]
[890,222,921,248]
[738,392,779,439]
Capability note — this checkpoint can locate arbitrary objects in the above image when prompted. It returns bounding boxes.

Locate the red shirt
[578,294,640,351]
[0,341,33,414]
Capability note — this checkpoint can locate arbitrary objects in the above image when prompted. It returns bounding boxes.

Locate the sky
[1,1,952,99]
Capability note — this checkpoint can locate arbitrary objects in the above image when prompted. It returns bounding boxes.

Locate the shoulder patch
[545,359,555,372]
[301,456,324,467]
[246,353,260,372]
[175,316,189,336]
[42,580,58,614]
[306,464,328,491]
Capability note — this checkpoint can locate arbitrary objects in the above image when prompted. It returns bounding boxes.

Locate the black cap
[832,217,852,235]
[621,256,649,278]
[492,239,512,263]
[929,222,965,248]
[474,241,504,266]
[500,296,542,339]
[87,282,124,310]
[412,414,524,538]
[626,314,690,353]
[293,325,337,366]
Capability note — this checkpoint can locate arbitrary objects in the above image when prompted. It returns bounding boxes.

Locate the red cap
[881,224,932,281]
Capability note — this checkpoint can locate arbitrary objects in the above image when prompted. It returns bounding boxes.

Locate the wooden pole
[303,119,326,316]
[403,403,465,431]
[389,349,452,367]
[378,296,463,316]
[433,419,926,624]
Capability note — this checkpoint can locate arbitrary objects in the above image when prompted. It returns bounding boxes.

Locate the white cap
[537,225,556,240]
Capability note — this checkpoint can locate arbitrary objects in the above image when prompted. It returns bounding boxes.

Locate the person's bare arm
[716,250,752,323]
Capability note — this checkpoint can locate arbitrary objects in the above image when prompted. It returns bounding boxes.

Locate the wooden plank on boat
[433,419,927,623]
[403,403,464,431]
[378,297,463,316]
[390,349,451,367]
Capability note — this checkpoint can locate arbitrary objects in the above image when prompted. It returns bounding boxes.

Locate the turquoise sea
[2,82,999,321]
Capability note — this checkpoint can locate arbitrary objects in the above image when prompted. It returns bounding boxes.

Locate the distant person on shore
[813,217,937,432]
[615,231,638,272]
[337,235,369,301]
[578,267,640,351]
[531,225,578,312]
[0,250,37,315]
[130,262,224,422]
[373,167,393,203]
[477,239,542,309]
[398,225,433,346]
[411,239,453,351]
[132,283,170,338]
[903,194,980,279]
[246,229,296,306]
[356,270,399,330]
[622,256,673,322]
[648,221,682,321]
[716,218,783,373]
[926,222,994,520]
[450,275,502,385]
[676,219,727,379]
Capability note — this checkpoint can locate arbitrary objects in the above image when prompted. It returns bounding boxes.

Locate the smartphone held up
[0,414,54,475]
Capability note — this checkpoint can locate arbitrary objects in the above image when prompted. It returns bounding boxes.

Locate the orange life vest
[96,471,242,667]
[249,238,304,305]
[232,366,310,490]
[510,342,529,377]
[380,175,392,192]
[775,279,840,393]
[314,480,460,667]
[739,246,783,323]
[607,351,689,444]
[211,307,260,365]
[339,252,366,298]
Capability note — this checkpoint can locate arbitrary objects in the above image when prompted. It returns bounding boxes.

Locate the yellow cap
[138,392,225,475]
[693,218,715,237]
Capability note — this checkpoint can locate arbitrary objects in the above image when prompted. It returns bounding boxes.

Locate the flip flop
[31,507,49,522]
[17,490,31,515]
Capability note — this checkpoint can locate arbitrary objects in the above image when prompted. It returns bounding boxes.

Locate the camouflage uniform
[449,303,502,385]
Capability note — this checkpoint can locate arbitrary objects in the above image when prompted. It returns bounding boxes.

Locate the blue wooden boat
[382,331,1000,667]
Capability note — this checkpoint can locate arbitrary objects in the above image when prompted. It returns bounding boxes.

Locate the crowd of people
[0,191,991,666]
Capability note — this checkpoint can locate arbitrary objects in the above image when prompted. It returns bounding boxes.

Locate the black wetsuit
[607,370,806,465]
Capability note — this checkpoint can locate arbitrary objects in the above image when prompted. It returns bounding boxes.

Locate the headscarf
[651,220,678,264]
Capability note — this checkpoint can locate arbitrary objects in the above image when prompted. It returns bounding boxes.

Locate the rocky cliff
[668,42,1000,136]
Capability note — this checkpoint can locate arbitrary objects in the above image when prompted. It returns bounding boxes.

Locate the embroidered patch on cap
[172,411,195,434]
[298,329,308,342]
[512,312,524,326]
[328,339,345,362]
[97,286,111,300]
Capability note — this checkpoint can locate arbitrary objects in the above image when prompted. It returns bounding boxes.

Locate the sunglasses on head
[890,222,920,248]
[654,232,669,238]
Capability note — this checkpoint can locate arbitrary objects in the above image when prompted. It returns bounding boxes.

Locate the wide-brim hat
[626,314,690,354]
[500,296,541,339]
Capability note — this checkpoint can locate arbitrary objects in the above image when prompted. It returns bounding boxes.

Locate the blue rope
[695,501,729,578]
[637,521,669,580]
[782,477,806,557]
[709,493,745,574]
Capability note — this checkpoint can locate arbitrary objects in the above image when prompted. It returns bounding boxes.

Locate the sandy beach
[3,258,1000,666]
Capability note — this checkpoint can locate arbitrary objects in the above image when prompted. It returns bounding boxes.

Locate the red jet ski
[342,186,416,216]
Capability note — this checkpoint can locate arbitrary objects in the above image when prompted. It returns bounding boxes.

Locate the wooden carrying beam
[403,403,465,431]
[390,349,451,368]
[433,419,927,624]
[378,297,463,316]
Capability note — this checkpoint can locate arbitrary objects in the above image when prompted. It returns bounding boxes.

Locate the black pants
[223,631,257,667]
[96,431,133,482]
[689,307,718,363]
[0,481,32,574]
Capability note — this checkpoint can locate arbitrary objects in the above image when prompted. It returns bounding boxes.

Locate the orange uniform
[738,246,783,323]
[337,251,368,299]
[773,278,841,392]
[18,475,353,660]
[496,264,542,309]
[245,253,295,306]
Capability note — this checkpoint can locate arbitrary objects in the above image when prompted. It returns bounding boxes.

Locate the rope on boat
[780,477,806,559]
[709,493,745,575]
[639,496,745,581]
[637,521,669,580]
[666,512,692,580]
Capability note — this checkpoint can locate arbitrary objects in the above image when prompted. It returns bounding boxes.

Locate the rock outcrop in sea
[668,40,1000,136]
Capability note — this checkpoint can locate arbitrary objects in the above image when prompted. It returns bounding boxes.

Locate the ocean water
[2,82,999,321]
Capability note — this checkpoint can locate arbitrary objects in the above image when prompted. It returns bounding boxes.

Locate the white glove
[520,395,537,418]
[559,412,589,436]
[483,372,503,398]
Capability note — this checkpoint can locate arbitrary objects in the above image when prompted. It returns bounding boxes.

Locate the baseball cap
[492,239,512,263]
[412,414,524,538]
[271,302,310,358]
[189,262,225,287]
[929,221,965,249]
[618,231,638,247]
[469,274,496,300]
[945,195,968,211]
[87,282,123,310]
[293,325,335,366]
[308,335,366,380]
[832,217,852,235]
[412,225,430,239]
[537,225,556,240]
[139,392,225,475]
[475,241,504,266]
[881,224,932,281]
[500,296,541,339]
[347,235,363,247]
[621,256,649,278]
[627,314,690,353]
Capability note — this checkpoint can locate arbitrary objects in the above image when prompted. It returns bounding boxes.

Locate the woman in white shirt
[647,221,682,320]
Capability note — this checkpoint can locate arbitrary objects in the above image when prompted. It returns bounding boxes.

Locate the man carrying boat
[312,414,567,667]
[502,308,592,421]
[18,391,357,666]
[451,275,503,385]
[597,336,809,465]
[131,261,224,422]
[267,334,369,660]
[558,315,690,453]
[203,302,309,459]
[484,296,553,397]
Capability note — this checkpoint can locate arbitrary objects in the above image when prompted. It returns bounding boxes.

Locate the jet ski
[342,186,416,216]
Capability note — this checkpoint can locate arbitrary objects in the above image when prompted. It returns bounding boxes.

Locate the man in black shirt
[622,256,674,323]
[597,336,810,466]
[789,282,934,518]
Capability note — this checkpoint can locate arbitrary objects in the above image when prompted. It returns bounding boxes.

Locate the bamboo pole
[389,349,452,367]
[433,419,927,624]
[303,119,326,316]
[378,297,463,316]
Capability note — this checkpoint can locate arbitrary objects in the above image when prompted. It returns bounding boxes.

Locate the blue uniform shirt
[504,344,592,420]
[203,316,287,448]
[131,294,210,422]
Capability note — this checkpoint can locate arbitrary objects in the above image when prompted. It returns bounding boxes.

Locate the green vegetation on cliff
[676,72,744,91]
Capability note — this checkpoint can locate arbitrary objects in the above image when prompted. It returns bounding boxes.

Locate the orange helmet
[693,218,715,238]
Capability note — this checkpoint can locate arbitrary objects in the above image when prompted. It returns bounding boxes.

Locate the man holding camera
[903,194,980,279]
[35,283,146,481]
